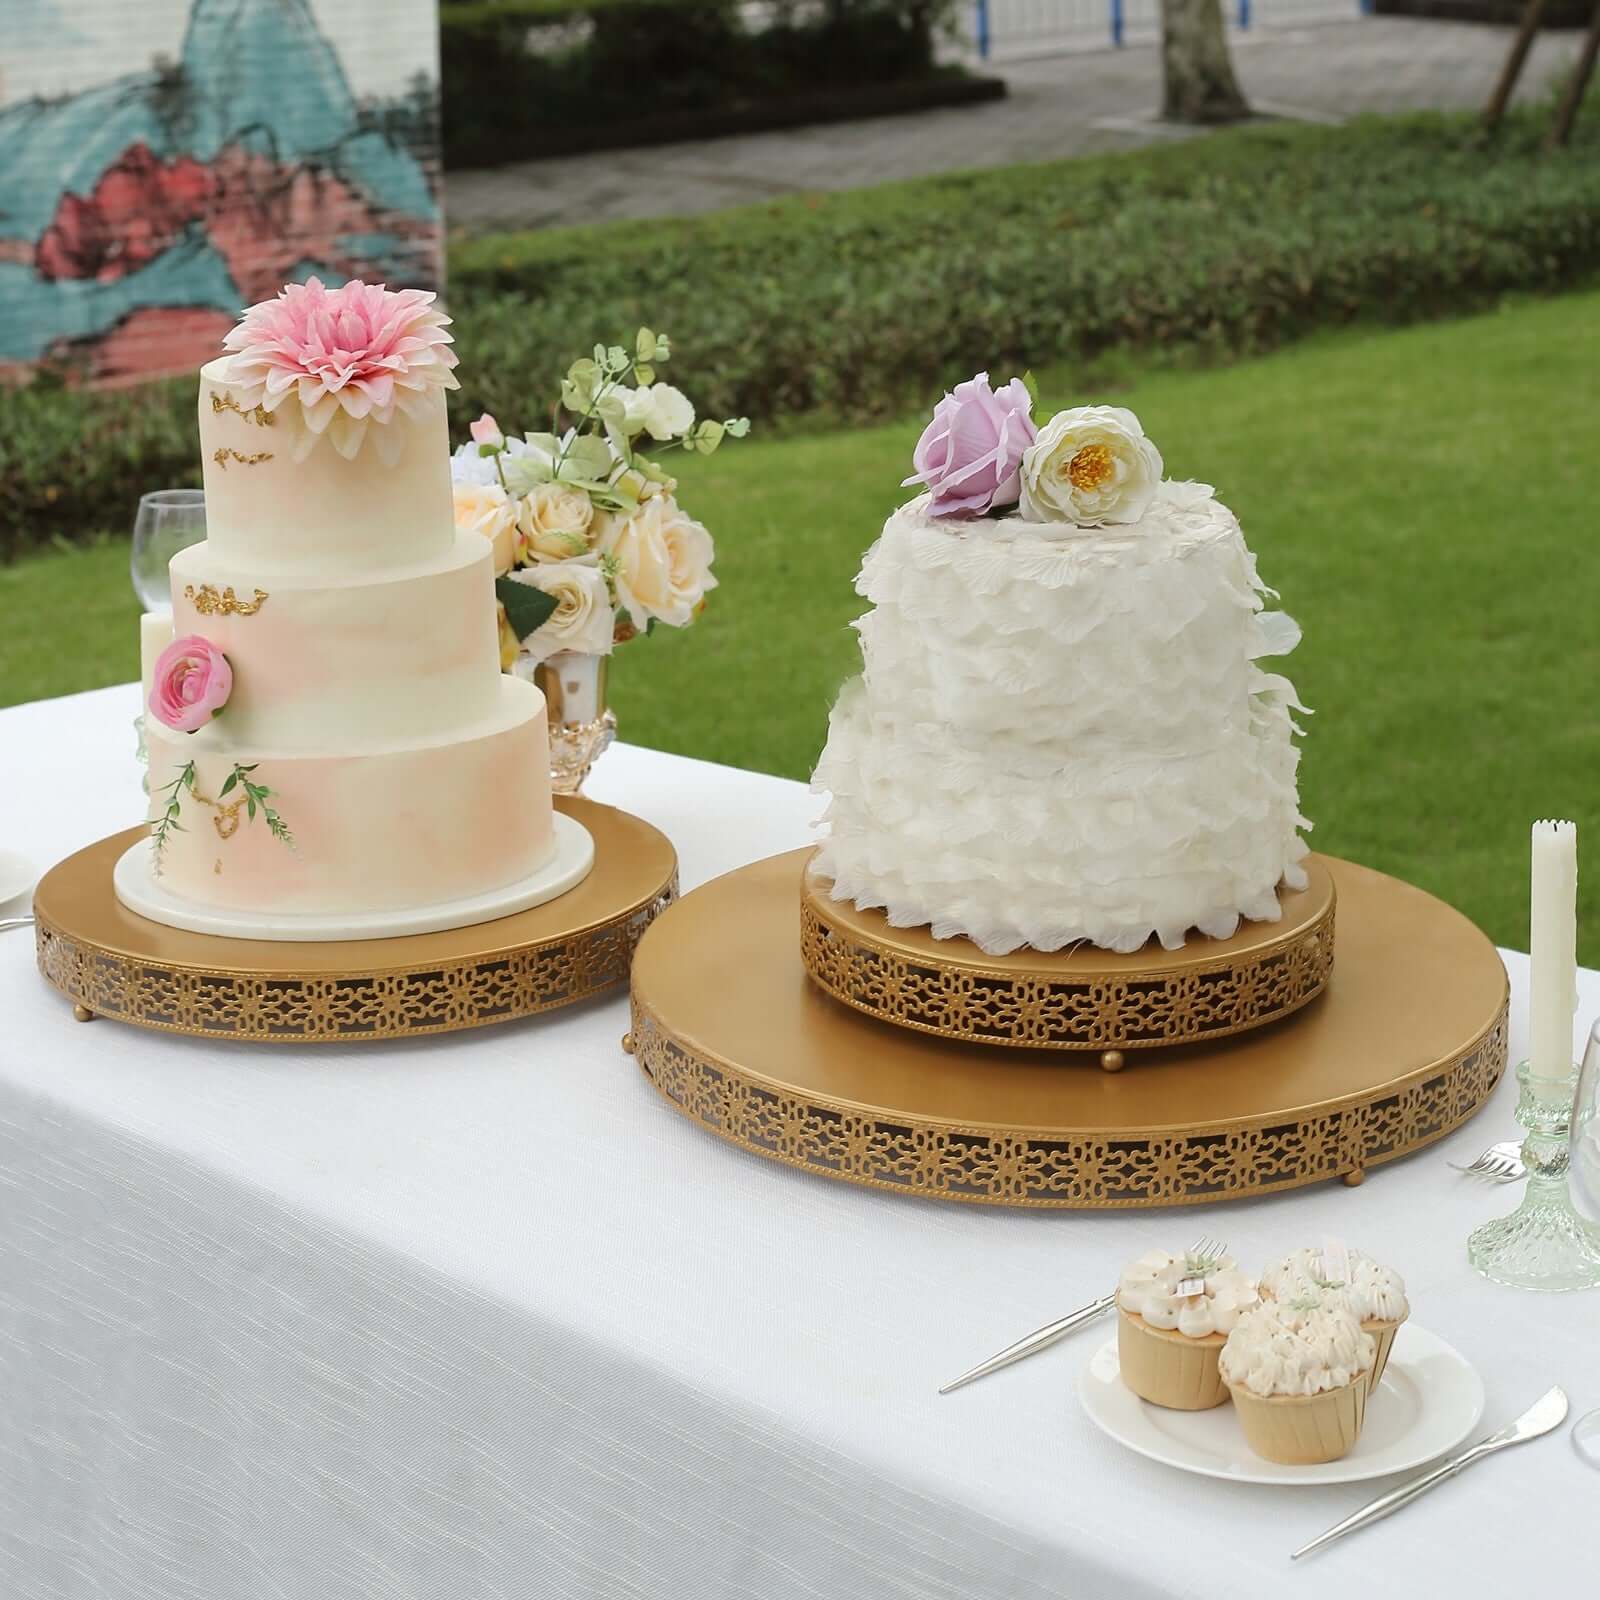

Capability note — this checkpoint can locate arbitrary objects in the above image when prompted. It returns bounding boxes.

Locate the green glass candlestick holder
[1468,1060,1600,1292]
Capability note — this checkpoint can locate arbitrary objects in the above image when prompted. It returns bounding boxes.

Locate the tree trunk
[1160,0,1250,124]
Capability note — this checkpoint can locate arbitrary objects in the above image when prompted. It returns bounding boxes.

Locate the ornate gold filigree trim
[799,872,1337,1051]
[35,810,679,1043]
[213,448,273,470]
[185,584,269,616]
[210,391,276,426]
[630,999,1509,1209]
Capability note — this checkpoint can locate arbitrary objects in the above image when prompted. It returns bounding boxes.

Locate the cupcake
[1219,1296,1376,1465]
[1260,1245,1409,1388]
[1116,1247,1259,1411]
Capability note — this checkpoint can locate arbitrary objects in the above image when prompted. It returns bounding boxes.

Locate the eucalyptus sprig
[220,763,295,850]
[149,760,197,873]
[488,327,749,516]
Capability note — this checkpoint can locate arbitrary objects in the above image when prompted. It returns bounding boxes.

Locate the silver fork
[0,917,35,933]
[1447,1139,1526,1183]
[939,1235,1226,1396]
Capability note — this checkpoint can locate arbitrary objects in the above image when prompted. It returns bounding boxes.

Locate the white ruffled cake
[812,382,1309,955]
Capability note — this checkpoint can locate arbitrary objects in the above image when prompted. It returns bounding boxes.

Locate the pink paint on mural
[0,0,443,385]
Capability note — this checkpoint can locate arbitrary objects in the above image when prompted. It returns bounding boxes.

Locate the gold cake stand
[35,797,677,1042]
[801,857,1336,1064]
[626,850,1509,1209]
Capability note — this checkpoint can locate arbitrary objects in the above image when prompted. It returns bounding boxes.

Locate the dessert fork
[1448,1139,1526,1183]
[0,916,35,933]
[939,1235,1225,1395]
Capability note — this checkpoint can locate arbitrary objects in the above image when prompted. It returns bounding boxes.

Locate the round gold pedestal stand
[36,797,677,1043]
[801,858,1336,1062]
[627,851,1509,1209]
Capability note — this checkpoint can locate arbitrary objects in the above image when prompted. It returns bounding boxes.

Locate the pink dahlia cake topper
[221,276,459,464]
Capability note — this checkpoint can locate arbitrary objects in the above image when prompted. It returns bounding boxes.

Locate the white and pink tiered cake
[119,280,587,940]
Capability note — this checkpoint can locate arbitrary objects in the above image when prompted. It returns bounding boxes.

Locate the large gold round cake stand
[801,857,1336,1061]
[627,851,1509,1209]
[35,797,677,1043]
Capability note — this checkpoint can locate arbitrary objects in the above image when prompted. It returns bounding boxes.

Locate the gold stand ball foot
[1343,1167,1366,1188]
[72,1004,95,1023]
[1100,1050,1126,1073]
[621,1032,635,1055]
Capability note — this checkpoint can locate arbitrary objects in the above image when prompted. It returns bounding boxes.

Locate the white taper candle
[1528,819,1578,1079]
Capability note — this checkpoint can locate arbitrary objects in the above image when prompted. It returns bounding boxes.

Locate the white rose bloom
[1019,405,1164,527]
[516,482,597,564]
[595,494,717,629]
[451,480,518,575]
[508,561,615,662]
[449,440,501,488]
[637,383,694,442]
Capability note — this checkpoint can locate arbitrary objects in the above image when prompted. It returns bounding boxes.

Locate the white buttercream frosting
[811,482,1310,955]
[1220,1298,1375,1398]
[1117,1249,1259,1337]
[1260,1246,1410,1325]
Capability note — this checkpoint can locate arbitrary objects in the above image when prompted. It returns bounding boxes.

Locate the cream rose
[452,480,517,575]
[506,561,615,662]
[516,482,596,563]
[595,494,717,629]
[1019,405,1163,527]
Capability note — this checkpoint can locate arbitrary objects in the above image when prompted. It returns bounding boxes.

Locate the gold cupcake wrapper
[1363,1315,1406,1390]
[1116,1309,1229,1411]
[1226,1373,1370,1465]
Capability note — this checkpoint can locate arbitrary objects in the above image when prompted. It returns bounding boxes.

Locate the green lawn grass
[3,292,1596,959]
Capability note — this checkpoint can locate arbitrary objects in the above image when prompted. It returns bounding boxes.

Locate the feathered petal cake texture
[811,481,1311,954]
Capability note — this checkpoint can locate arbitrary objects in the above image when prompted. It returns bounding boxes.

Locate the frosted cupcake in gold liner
[1260,1246,1409,1389]
[1219,1296,1376,1465]
[1116,1248,1259,1411]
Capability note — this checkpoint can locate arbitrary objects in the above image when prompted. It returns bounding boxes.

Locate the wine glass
[1567,1016,1600,1468]
[131,489,206,613]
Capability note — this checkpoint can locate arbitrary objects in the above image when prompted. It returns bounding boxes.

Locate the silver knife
[938,1292,1117,1395]
[1291,1386,1569,1561]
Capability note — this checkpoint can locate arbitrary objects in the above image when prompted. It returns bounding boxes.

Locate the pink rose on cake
[452,481,518,576]
[903,372,1036,518]
[149,635,233,733]
[595,495,717,630]
[221,277,459,465]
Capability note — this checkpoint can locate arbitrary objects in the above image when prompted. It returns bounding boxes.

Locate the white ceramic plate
[0,849,36,909]
[1078,1324,1484,1486]
[111,811,594,942]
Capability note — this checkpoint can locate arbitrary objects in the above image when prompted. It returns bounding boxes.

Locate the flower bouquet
[451,329,748,791]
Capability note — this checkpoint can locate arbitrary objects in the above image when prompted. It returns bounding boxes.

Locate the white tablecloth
[4,684,1599,1600]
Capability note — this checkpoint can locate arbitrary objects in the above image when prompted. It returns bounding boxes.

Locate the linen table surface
[3,684,1597,1600]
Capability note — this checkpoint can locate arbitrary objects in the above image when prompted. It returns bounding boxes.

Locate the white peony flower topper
[907,367,1165,529]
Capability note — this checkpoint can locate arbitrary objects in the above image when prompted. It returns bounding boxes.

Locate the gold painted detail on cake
[185,584,269,616]
[212,448,274,470]
[149,760,294,874]
[1065,443,1115,492]
[210,391,276,426]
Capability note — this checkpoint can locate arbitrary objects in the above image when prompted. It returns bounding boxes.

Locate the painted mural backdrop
[0,0,441,383]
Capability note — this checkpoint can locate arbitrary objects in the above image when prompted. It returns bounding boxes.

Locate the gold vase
[530,649,617,795]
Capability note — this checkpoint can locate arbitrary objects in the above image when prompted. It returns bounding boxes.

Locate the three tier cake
[812,376,1310,955]
[123,279,571,940]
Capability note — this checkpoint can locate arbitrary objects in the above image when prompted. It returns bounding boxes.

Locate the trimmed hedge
[439,0,959,168]
[5,103,1599,561]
